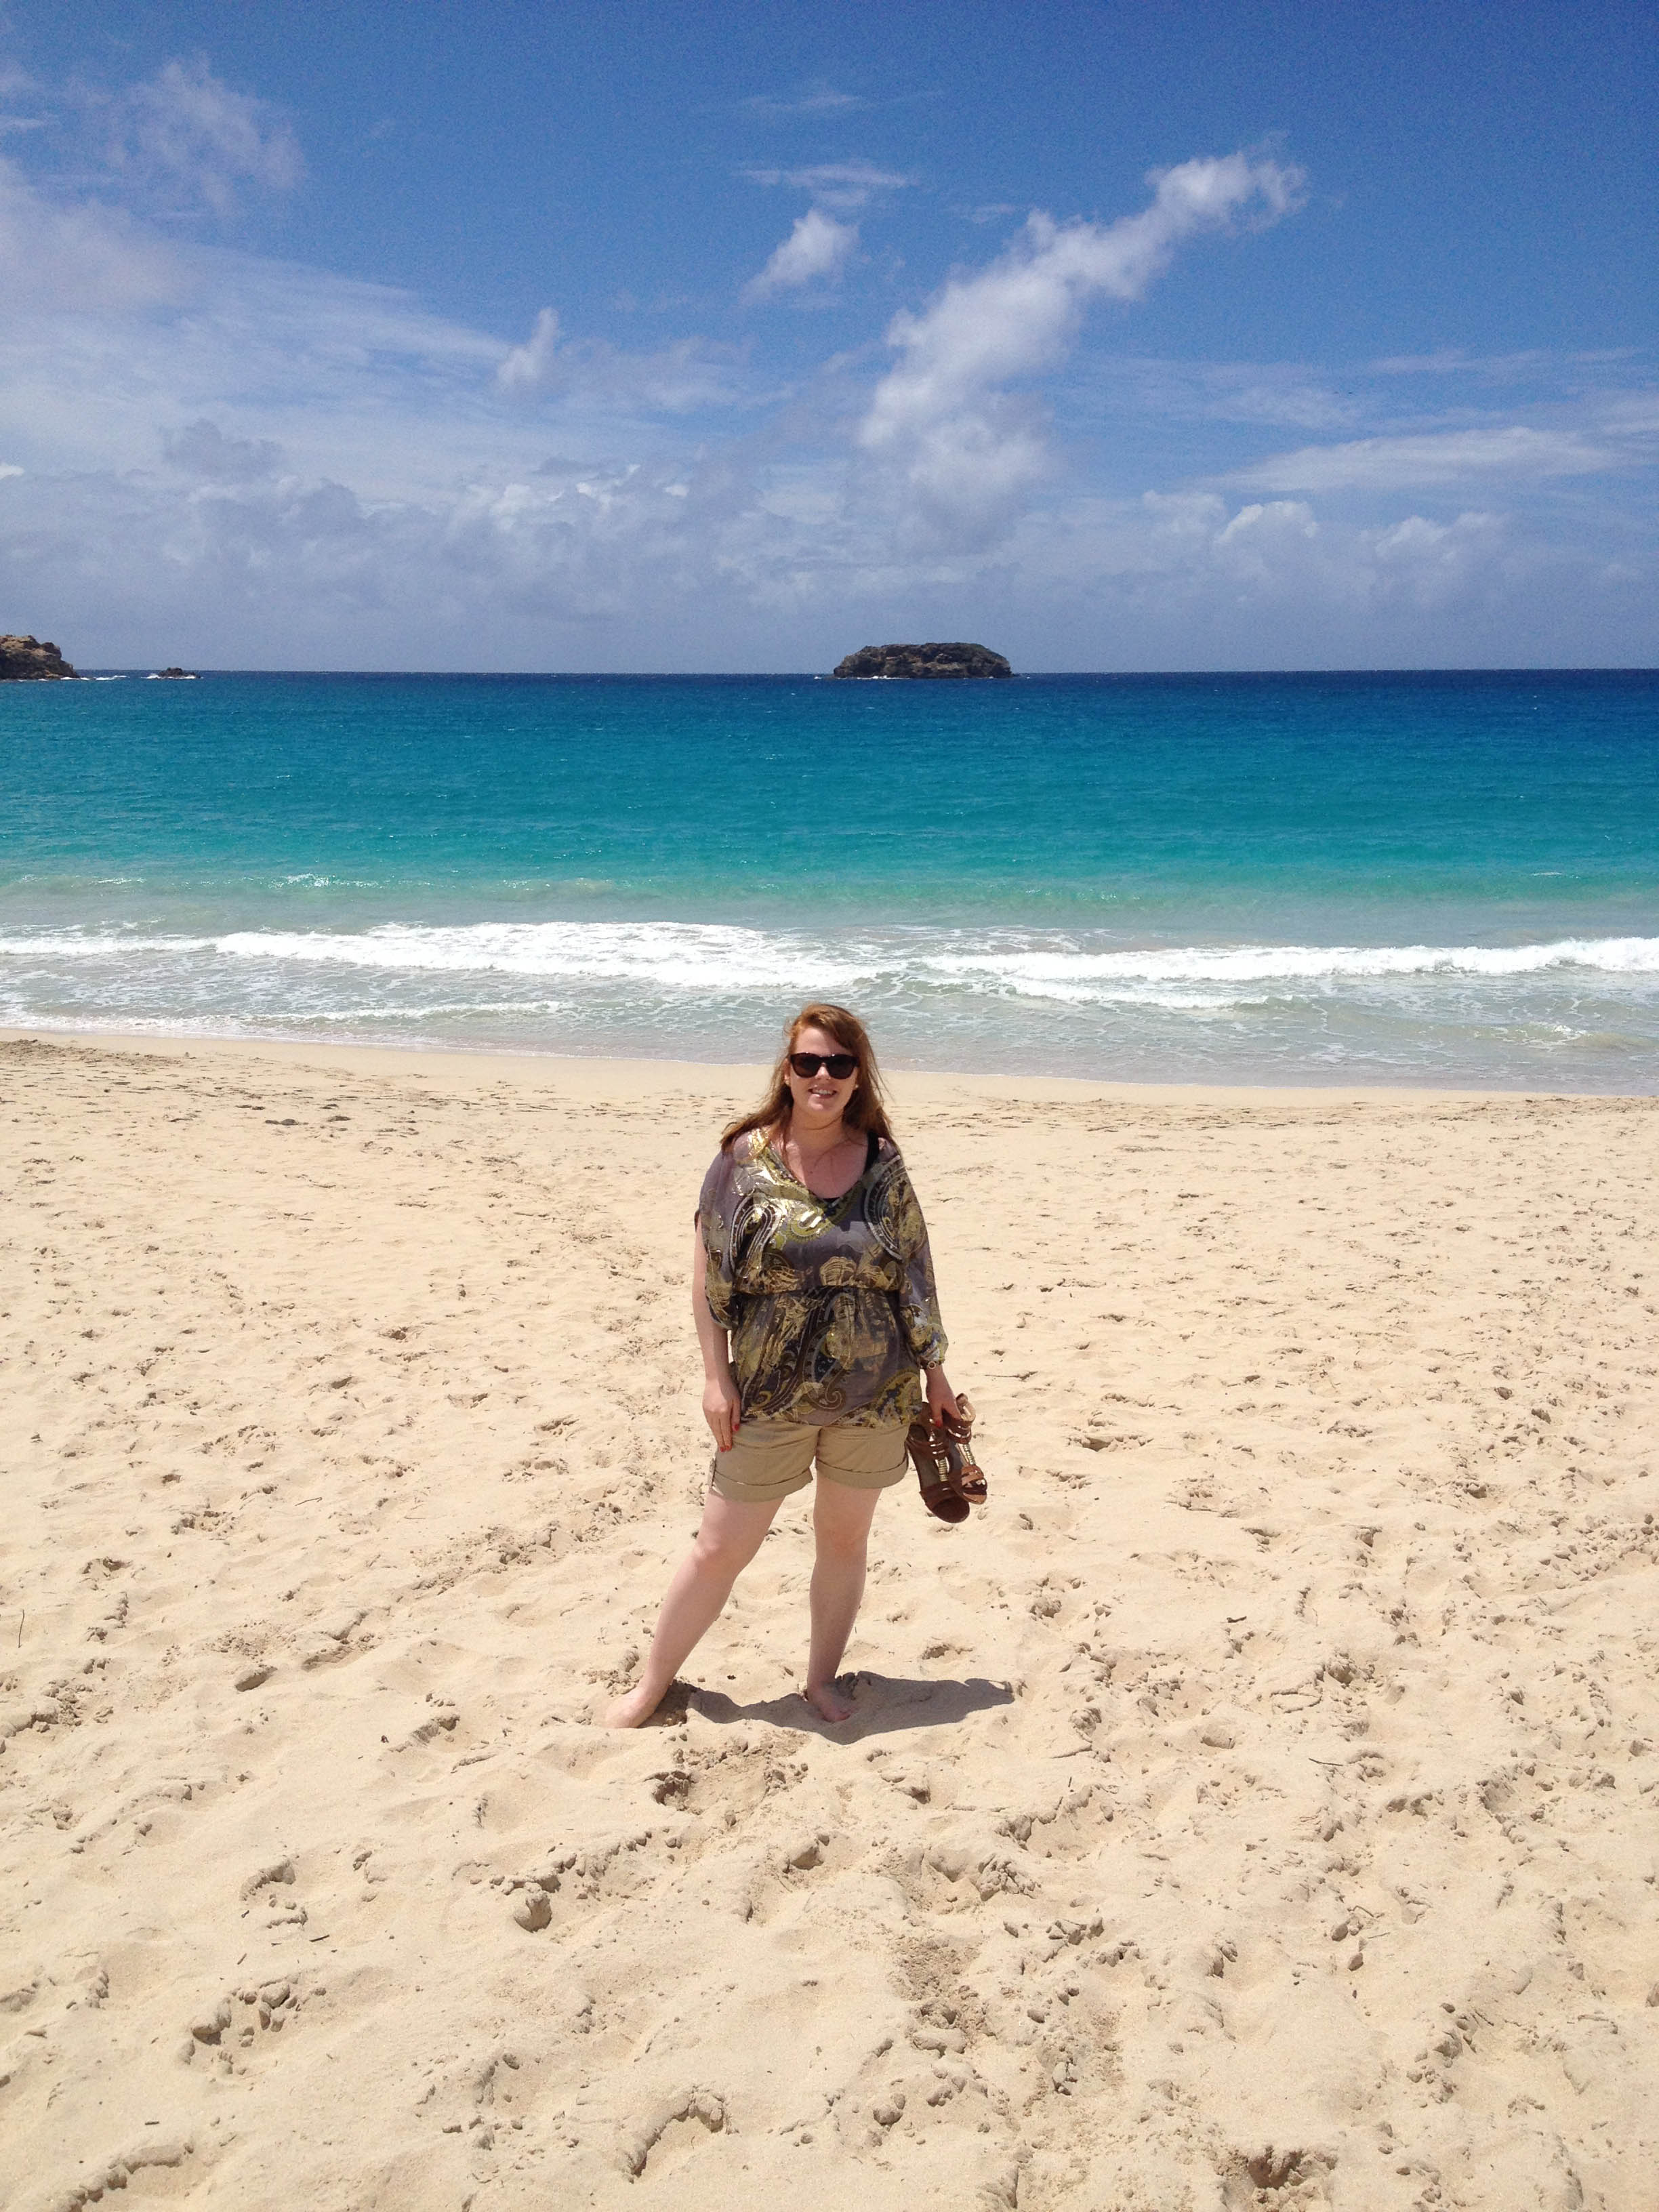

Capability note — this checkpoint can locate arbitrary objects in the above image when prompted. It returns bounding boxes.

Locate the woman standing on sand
[607,1003,961,1728]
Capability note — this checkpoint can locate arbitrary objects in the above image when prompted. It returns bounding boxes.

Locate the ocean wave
[924,937,1659,985]
[304,998,565,1022]
[0,933,215,959]
[211,922,876,991]
[3,923,1659,1000]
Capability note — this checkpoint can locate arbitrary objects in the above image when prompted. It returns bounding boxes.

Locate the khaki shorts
[710,1418,909,1504]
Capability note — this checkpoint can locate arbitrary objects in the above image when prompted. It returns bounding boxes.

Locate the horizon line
[55,663,1659,680]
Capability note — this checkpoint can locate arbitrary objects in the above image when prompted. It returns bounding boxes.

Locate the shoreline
[0,1022,1629,1106]
[13,664,1658,1103]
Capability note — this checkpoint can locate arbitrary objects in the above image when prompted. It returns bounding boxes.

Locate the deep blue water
[2,669,1657,1084]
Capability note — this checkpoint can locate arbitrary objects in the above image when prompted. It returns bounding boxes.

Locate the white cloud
[0,224,743,502]
[497,306,562,394]
[493,306,749,411]
[741,87,865,120]
[3,411,1648,672]
[1010,489,1532,640]
[1596,392,1659,441]
[0,54,299,313]
[1367,510,1512,605]
[102,57,303,216]
[1367,348,1636,379]
[744,209,859,300]
[0,437,784,665]
[163,419,285,481]
[0,78,1652,671]
[0,240,506,490]
[1227,424,1621,493]
[0,153,186,310]
[857,152,1305,543]
[739,87,939,123]
[1074,354,1358,432]
[742,161,910,210]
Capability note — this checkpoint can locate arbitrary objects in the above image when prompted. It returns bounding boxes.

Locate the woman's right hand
[702,1373,741,1452]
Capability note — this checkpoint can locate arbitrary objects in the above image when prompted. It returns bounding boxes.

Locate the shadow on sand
[657,1670,1015,1742]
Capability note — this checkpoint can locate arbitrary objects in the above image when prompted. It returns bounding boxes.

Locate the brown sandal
[907,1414,969,1523]
[939,1395,987,1505]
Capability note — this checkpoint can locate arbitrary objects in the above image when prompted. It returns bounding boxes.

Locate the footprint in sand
[617,2089,727,2179]
[182,1998,232,2061]
[512,1885,553,1931]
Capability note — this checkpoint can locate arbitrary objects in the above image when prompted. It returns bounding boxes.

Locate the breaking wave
[3,922,1658,1006]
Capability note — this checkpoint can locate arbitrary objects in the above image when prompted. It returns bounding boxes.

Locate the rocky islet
[1,633,79,680]
[830,641,1012,679]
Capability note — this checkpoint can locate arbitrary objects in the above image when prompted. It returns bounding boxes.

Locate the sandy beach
[3,1030,1656,2212]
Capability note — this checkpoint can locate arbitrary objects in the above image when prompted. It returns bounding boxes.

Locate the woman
[607,1002,960,1727]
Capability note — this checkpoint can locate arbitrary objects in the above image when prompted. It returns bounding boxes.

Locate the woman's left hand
[924,1365,960,1425]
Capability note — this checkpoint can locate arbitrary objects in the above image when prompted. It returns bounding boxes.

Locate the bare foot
[804,1677,856,1724]
[605,1681,666,1729]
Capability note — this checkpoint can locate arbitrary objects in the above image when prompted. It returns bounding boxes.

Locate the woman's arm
[691,1222,741,1450]
[882,1158,956,1421]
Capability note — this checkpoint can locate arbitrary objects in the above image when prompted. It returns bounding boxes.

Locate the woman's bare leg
[605,1490,779,1727]
[804,1480,883,1723]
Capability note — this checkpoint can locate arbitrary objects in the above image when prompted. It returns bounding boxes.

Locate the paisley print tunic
[697,1130,948,1427]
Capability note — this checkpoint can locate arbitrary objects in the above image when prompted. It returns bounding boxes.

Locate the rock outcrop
[830,641,1012,680]
[0,634,78,680]
[150,667,197,680]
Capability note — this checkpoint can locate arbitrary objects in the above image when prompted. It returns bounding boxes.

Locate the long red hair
[721,1002,895,1151]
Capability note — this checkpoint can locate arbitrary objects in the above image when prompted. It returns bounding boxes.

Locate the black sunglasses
[789,1052,857,1080]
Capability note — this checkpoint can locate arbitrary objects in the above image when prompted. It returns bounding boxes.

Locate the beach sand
[3,1032,1657,2212]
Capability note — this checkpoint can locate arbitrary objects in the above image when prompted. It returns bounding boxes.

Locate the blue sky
[1,0,1654,670]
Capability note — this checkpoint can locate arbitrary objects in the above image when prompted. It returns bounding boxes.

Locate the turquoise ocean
[3,670,1657,1087]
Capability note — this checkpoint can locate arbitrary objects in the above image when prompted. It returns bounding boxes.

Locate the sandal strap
[907,1416,969,1522]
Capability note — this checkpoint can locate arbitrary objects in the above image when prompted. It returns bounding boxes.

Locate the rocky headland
[0,633,79,680]
[830,641,1012,679]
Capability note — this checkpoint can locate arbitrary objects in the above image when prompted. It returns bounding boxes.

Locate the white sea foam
[0,933,216,959]
[923,937,1659,987]
[212,922,876,992]
[4,924,1659,1001]
[304,998,565,1022]
[3,918,1657,1082]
